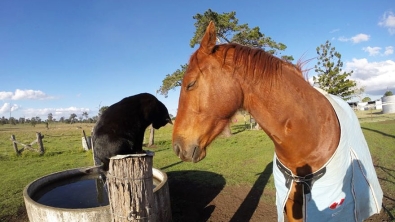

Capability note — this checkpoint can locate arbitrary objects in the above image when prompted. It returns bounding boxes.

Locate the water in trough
[32,174,161,209]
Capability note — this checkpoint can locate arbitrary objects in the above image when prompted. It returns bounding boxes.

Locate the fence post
[11,135,19,155]
[91,128,102,167]
[82,130,91,149]
[107,152,155,222]
[36,132,44,154]
[92,144,102,167]
[148,125,154,147]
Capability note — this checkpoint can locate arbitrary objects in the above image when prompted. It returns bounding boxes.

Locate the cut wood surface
[107,152,155,222]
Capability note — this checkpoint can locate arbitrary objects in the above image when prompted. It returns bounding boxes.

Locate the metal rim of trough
[23,165,171,222]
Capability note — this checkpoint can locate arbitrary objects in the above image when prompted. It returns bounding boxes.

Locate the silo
[382,95,395,114]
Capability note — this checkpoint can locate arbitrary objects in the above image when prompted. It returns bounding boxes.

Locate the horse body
[173,23,339,172]
[173,21,382,221]
[243,70,340,172]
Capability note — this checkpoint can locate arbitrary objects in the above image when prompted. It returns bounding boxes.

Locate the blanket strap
[276,157,326,194]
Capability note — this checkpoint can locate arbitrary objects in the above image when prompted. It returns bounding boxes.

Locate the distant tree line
[0,112,99,127]
[0,106,114,127]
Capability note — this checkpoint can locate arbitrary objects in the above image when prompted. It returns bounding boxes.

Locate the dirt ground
[4,176,392,222]
[166,181,392,222]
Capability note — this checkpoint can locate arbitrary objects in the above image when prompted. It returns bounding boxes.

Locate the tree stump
[107,152,155,222]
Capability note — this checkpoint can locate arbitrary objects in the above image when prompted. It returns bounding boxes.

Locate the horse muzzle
[173,141,204,163]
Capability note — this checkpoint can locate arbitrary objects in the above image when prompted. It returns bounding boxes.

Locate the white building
[355,100,382,111]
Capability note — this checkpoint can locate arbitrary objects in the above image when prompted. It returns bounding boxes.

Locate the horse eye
[186,81,196,90]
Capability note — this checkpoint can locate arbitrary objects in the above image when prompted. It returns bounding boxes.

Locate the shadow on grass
[143,140,172,148]
[160,161,183,171]
[361,127,395,139]
[363,111,383,115]
[230,161,273,222]
[375,165,395,180]
[374,165,395,220]
[167,170,226,222]
[231,124,247,135]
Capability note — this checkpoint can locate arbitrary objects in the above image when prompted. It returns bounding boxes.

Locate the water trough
[23,167,171,222]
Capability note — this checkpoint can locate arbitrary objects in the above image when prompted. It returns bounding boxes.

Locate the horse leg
[285,183,304,222]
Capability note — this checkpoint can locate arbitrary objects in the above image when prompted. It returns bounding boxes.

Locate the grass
[359,119,395,218]
[154,129,275,186]
[0,110,394,220]
[0,124,94,219]
[355,109,395,123]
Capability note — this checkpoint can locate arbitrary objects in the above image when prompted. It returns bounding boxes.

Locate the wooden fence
[10,132,44,155]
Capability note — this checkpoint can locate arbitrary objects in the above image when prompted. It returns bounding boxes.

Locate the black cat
[92,93,172,171]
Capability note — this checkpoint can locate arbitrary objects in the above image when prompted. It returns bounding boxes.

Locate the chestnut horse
[172,21,382,221]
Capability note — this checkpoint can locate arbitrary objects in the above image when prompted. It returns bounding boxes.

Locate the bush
[384,91,393,97]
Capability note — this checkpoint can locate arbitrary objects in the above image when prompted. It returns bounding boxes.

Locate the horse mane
[217,43,304,84]
[224,43,303,80]
[296,55,314,81]
[188,42,306,85]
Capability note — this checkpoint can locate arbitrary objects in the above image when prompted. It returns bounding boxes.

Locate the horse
[92,93,172,171]
[172,21,382,222]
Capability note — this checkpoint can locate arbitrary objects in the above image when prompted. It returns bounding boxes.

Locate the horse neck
[238,70,340,174]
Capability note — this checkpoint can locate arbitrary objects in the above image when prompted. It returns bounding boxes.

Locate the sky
[1,1,394,120]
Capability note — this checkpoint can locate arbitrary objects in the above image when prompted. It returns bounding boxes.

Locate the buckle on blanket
[276,157,326,194]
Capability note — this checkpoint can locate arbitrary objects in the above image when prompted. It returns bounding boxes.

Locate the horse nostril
[192,146,197,158]
[173,143,180,156]
[191,145,200,162]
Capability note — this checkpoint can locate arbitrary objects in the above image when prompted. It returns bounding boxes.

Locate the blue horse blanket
[273,91,383,222]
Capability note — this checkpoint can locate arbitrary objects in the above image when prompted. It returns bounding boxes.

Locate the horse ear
[200,21,216,54]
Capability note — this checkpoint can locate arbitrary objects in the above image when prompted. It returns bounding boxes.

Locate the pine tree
[313,40,356,101]
[158,9,293,97]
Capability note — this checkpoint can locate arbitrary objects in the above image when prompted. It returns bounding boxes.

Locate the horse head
[172,21,243,162]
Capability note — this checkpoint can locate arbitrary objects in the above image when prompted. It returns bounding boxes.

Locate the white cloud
[362,46,381,56]
[0,90,91,119]
[23,107,91,119]
[351,34,370,43]
[0,89,54,100]
[338,34,370,43]
[1,104,91,120]
[378,11,395,35]
[0,103,20,115]
[384,46,394,55]
[346,58,395,93]
[330,29,340,33]
[0,92,14,100]
[338,36,349,42]
[362,46,394,56]
[0,103,11,113]
[11,104,19,112]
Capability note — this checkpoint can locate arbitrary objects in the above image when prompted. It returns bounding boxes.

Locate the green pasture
[0,111,394,221]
